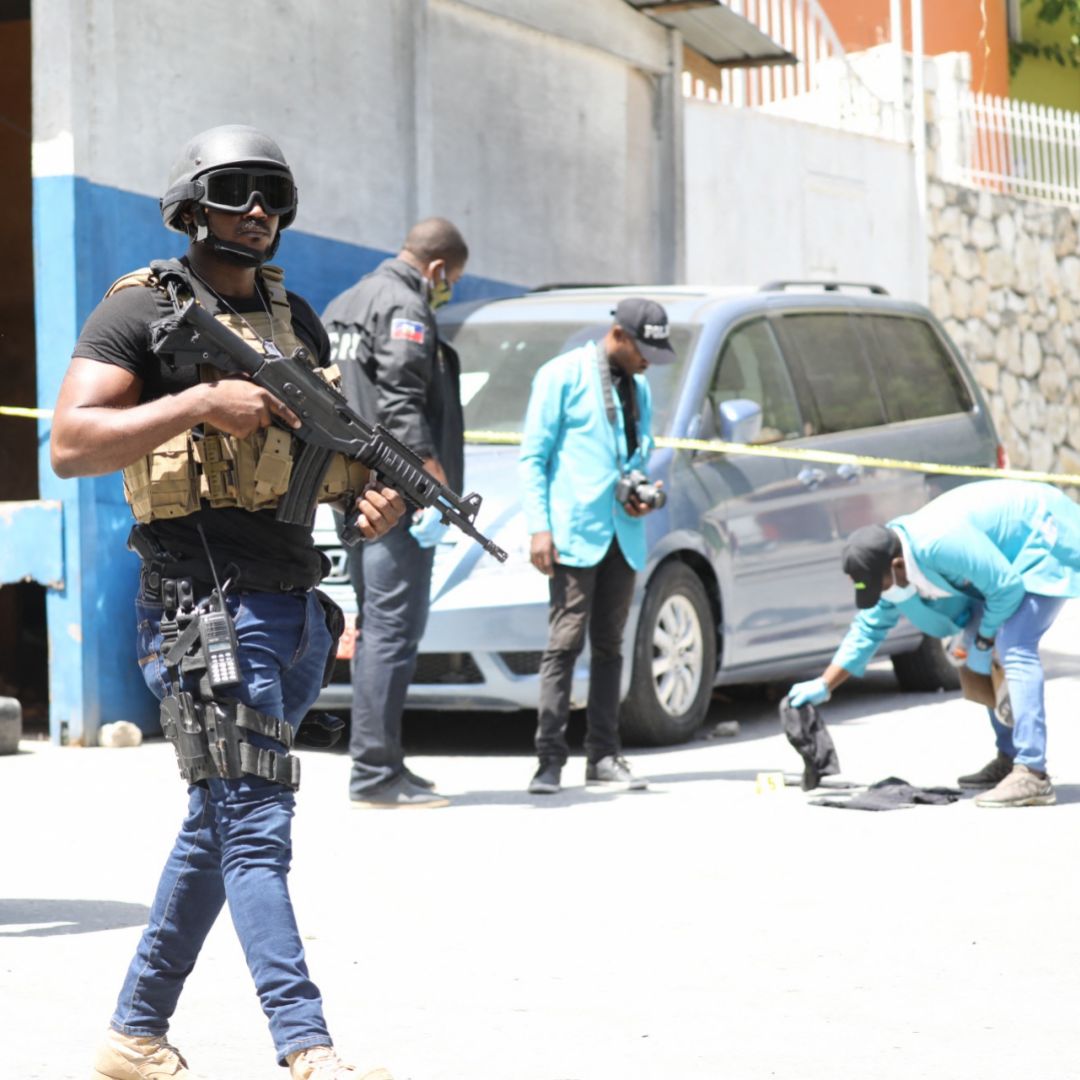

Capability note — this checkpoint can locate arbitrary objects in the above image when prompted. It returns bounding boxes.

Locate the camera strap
[595,343,638,465]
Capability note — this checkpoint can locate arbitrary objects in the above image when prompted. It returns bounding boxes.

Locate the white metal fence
[944,91,1080,206]
[681,0,903,142]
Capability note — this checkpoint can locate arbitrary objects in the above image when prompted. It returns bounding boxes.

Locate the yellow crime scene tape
[6,406,1077,488]
[464,429,1080,488]
[0,405,52,419]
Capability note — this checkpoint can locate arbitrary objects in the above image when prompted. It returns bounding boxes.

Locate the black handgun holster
[157,578,302,789]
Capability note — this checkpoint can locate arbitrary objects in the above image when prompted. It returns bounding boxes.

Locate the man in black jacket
[323,218,468,808]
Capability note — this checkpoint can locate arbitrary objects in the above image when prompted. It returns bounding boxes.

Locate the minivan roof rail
[760,280,889,295]
[528,282,628,293]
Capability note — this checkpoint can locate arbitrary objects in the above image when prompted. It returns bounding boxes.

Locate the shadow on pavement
[0,897,149,937]
[1050,783,1080,805]
[445,787,631,808]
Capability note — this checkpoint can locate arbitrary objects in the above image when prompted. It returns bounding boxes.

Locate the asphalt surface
[5,604,1080,1080]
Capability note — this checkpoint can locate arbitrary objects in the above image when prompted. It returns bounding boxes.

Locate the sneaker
[287,1045,393,1080]
[585,755,648,790]
[975,764,1056,808]
[957,751,1014,789]
[91,1030,191,1079]
[402,766,436,790]
[528,760,563,794]
[350,776,449,809]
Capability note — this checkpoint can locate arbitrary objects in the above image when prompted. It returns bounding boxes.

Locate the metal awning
[625,0,796,69]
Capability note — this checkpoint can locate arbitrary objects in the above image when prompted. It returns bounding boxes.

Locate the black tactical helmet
[160,124,298,263]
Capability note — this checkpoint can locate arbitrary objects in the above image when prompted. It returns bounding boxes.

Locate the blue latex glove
[788,677,831,708]
[966,642,994,675]
[408,506,450,549]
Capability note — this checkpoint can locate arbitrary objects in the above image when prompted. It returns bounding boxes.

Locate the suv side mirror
[718,399,763,444]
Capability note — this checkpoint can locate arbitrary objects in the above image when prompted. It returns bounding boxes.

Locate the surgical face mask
[880,582,917,604]
[429,271,453,310]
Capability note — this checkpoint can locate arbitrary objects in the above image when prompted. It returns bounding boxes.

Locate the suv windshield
[441,319,695,433]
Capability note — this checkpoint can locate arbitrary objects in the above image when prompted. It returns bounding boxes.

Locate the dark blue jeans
[348,520,435,796]
[112,589,333,1065]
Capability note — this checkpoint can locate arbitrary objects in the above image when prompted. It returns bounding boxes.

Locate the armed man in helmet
[51,125,403,1080]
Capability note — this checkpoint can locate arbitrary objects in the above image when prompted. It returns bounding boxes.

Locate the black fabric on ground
[811,777,962,811]
[779,698,840,791]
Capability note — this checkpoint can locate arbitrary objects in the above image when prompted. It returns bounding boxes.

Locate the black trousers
[535,540,636,766]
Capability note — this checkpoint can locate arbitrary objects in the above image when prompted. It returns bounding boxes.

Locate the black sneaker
[403,766,436,790]
[351,776,450,809]
[586,755,648,790]
[528,760,563,794]
[957,751,1013,789]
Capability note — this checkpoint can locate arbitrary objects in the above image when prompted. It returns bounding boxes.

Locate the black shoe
[351,776,450,809]
[586,755,648,790]
[403,766,436,790]
[528,760,563,794]
[957,751,1013,789]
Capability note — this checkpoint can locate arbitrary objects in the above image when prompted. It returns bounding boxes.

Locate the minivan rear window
[864,316,973,421]
[775,313,887,434]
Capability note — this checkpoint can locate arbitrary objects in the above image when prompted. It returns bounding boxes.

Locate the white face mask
[880,582,917,604]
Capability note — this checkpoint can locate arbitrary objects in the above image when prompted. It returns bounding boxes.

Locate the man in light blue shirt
[788,480,1080,807]
[519,298,671,794]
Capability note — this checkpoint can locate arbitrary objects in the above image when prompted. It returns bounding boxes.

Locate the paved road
[5,605,1080,1080]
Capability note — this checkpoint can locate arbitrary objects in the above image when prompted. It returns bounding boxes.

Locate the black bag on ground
[779,697,840,791]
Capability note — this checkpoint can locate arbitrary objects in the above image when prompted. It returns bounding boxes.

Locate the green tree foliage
[1010,0,1080,73]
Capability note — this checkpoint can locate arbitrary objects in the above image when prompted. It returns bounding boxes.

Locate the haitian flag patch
[390,318,426,344]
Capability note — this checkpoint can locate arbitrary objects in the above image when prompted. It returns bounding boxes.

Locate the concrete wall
[683,100,924,301]
[33,0,680,306]
[28,0,684,742]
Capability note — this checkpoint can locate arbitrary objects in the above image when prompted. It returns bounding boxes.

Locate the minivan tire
[620,562,717,746]
[891,635,960,693]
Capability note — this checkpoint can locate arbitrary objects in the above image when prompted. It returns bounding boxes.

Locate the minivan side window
[775,313,887,434]
[707,319,803,443]
[864,316,974,421]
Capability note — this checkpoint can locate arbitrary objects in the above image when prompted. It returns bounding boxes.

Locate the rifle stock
[150,299,508,562]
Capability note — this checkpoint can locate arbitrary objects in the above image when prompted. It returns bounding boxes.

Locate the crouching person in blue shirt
[787,480,1080,807]
[519,299,673,795]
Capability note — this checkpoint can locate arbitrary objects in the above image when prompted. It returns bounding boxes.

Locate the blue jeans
[987,592,1065,774]
[348,519,435,796]
[112,589,333,1065]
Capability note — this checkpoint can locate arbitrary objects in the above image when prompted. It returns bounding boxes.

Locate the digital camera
[614,469,666,510]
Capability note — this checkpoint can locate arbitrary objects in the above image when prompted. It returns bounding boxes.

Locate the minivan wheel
[891,635,960,693]
[620,562,717,746]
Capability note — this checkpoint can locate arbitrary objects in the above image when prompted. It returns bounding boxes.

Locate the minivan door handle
[835,462,863,481]
[797,467,827,488]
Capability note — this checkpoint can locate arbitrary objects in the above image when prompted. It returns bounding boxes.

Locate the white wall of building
[683,100,924,302]
[33,0,682,294]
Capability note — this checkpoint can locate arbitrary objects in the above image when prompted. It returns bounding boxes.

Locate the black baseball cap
[841,524,901,609]
[612,298,676,365]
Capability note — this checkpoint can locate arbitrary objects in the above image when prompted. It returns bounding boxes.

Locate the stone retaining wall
[927,180,1080,475]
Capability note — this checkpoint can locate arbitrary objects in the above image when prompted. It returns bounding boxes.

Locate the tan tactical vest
[110,264,368,523]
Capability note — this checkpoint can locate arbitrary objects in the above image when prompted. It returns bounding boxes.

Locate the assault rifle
[149,298,508,561]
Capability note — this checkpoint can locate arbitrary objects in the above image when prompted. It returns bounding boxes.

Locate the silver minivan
[314,282,1003,745]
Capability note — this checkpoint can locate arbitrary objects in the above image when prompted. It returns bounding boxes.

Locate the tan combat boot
[287,1046,393,1080]
[91,1030,191,1079]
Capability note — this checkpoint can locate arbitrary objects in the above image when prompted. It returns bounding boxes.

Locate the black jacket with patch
[322,257,464,494]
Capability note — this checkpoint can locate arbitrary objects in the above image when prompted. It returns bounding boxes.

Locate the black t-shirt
[73,266,334,591]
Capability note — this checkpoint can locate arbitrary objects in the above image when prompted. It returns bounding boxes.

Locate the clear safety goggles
[197,168,297,216]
